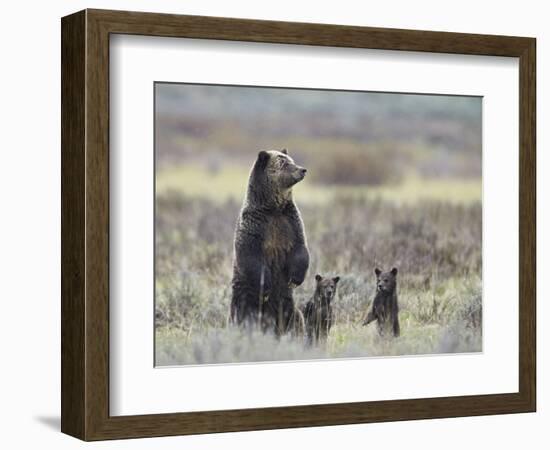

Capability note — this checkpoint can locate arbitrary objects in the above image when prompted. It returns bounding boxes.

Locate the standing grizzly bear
[363,267,400,337]
[230,149,309,336]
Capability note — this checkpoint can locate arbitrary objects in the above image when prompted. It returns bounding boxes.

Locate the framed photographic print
[61,9,536,441]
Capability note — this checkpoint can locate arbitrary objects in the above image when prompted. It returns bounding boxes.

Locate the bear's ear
[315,274,323,282]
[256,151,270,170]
[333,276,340,284]
[375,268,382,277]
[281,148,288,155]
[391,267,398,276]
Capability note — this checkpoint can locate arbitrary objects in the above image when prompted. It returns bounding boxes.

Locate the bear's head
[375,267,398,293]
[314,274,340,303]
[255,149,307,191]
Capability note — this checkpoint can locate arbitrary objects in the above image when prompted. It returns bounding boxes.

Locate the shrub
[310,147,404,186]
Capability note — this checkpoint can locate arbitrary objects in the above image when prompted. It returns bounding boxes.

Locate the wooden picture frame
[61,8,536,441]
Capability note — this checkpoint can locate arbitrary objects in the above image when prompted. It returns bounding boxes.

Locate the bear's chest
[263,214,295,263]
[313,300,331,322]
[374,292,394,314]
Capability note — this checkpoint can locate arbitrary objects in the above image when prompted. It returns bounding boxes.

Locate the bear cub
[363,267,400,337]
[304,274,340,345]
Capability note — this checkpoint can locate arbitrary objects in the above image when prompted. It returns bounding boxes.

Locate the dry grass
[155,191,482,366]
[156,164,482,205]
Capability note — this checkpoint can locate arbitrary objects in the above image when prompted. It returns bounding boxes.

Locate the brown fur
[304,274,340,345]
[363,267,400,337]
[263,215,295,266]
[230,149,309,336]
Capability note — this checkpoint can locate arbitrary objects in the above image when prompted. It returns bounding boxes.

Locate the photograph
[53,4,537,442]
[154,82,483,366]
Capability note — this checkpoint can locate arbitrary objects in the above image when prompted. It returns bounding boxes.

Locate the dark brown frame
[61,8,536,441]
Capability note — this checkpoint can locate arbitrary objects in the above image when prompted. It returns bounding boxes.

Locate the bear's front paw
[288,281,298,289]
[288,246,309,287]
[288,272,306,287]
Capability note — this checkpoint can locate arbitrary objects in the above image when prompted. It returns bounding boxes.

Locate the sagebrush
[155,193,482,365]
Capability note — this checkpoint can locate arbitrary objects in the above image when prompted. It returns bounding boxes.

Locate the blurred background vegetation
[154,83,482,366]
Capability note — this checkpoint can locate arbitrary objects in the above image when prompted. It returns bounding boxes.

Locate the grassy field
[156,164,482,205]
[155,166,482,366]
